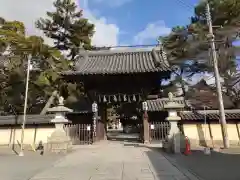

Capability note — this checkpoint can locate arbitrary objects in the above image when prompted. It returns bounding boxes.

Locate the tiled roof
[62,47,170,75]
[179,109,240,120]
[179,112,205,120]
[146,97,188,112]
[0,111,92,125]
[188,80,234,109]
[0,114,55,125]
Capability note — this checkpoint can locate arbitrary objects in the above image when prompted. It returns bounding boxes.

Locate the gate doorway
[107,116,143,143]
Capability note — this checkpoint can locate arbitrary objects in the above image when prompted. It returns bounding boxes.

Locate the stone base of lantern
[47,129,72,153]
[163,117,182,154]
[163,135,180,153]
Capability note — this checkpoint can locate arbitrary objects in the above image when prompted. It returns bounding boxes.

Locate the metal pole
[19,54,31,156]
[205,2,229,148]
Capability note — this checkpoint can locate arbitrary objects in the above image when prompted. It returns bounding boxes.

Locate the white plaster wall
[0,127,55,146]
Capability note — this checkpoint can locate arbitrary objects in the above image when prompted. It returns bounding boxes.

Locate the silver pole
[19,54,31,156]
[205,2,229,148]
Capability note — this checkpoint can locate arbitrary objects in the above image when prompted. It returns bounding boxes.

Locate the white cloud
[82,0,119,46]
[92,0,133,7]
[0,0,55,45]
[82,1,119,46]
[134,21,171,44]
[0,0,119,47]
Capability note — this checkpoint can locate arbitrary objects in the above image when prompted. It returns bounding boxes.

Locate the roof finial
[58,96,64,106]
[168,92,174,102]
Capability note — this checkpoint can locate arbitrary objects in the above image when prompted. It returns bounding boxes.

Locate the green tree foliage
[160,0,240,106]
[36,0,95,60]
[0,18,73,114]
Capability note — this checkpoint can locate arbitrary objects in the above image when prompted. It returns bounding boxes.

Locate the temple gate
[61,47,171,143]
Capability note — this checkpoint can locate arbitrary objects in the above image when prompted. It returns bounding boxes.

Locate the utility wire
[0,39,227,55]
[173,0,195,11]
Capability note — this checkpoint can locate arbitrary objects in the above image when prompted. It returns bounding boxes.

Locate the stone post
[47,96,73,153]
[142,101,150,144]
[163,92,184,153]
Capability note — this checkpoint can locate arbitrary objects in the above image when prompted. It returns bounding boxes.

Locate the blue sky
[76,0,240,85]
[80,0,200,46]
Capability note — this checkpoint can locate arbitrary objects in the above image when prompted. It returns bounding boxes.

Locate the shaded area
[145,149,192,180]
[164,149,240,180]
[121,143,194,179]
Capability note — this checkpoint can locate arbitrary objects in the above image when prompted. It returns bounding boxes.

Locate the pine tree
[159,0,240,107]
[36,0,95,60]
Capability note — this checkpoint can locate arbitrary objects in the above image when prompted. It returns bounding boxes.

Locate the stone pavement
[0,150,61,180]
[30,142,198,180]
[165,147,240,180]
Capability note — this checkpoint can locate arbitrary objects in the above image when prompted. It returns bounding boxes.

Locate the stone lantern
[47,96,73,153]
[163,92,184,153]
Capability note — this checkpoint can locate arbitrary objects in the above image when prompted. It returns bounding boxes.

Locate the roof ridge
[147,97,185,101]
[181,109,240,114]
[79,47,157,56]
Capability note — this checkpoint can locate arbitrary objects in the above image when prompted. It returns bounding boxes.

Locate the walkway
[166,147,240,180]
[30,142,197,180]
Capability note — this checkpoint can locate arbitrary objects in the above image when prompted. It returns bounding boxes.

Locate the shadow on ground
[123,143,240,180]
[155,148,240,180]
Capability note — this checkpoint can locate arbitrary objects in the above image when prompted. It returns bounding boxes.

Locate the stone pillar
[142,101,150,144]
[163,93,184,153]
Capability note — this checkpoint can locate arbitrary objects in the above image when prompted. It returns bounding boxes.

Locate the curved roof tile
[62,47,170,75]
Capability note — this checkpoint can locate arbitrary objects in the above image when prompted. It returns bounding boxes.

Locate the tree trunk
[40,90,58,115]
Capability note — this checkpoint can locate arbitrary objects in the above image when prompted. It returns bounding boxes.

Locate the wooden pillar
[143,111,150,144]
[102,105,107,140]
[98,104,107,141]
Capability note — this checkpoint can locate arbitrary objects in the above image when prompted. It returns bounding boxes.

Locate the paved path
[0,150,60,180]
[166,148,240,180]
[30,142,194,180]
